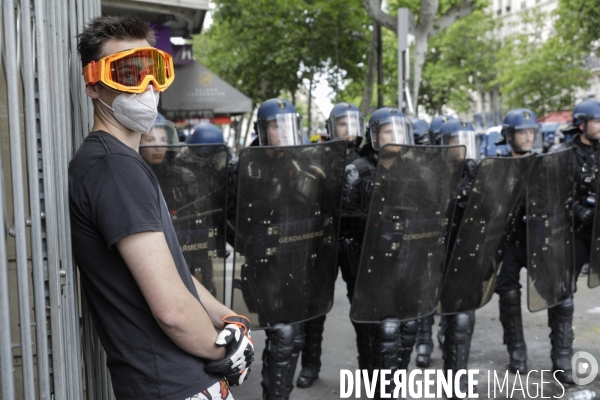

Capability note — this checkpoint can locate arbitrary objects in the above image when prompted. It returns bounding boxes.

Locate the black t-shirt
[69,131,219,400]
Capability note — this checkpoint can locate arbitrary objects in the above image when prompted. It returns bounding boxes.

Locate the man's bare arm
[116,231,226,360]
[192,276,236,329]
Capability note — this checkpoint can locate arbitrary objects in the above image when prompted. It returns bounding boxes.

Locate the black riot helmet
[562,99,600,142]
[367,107,414,151]
[255,98,303,146]
[326,102,365,143]
[438,119,481,160]
[498,108,542,154]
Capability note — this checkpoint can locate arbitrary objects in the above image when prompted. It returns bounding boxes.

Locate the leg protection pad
[443,311,475,372]
[372,318,401,372]
[300,316,325,378]
[548,296,574,366]
[499,289,527,362]
[262,324,304,400]
[398,320,418,370]
[353,321,374,371]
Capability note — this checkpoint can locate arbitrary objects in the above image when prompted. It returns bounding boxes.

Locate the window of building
[521,1,526,9]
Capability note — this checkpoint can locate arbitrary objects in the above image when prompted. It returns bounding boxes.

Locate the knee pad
[379,318,402,342]
[550,297,574,321]
[268,324,305,362]
[446,312,475,344]
[400,320,418,348]
[373,319,401,370]
[501,288,521,305]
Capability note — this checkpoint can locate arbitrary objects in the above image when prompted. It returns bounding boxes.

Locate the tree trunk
[412,0,439,110]
[360,28,378,115]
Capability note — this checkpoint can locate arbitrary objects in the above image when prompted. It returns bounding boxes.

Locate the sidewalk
[231,271,600,400]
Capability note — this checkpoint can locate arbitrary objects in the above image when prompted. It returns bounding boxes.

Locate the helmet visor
[508,126,542,154]
[329,111,365,141]
[257,113,303,146]
[370,116,414,151]
[441,130,481,160]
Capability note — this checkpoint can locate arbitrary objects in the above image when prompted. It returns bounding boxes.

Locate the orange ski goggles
[83,47,175,93]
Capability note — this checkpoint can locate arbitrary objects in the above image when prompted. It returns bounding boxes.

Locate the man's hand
[205,315,254,386]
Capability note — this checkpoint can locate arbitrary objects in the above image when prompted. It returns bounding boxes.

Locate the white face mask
[99,87,160,134]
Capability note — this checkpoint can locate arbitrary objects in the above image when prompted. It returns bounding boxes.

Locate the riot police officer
[326,102,365,163]
[411,118,430,145]
[139,114,200,214]
[541,101,600,383]
[230,98,341,400]
[177,122,229,296]
[411,117,439,368]
[296,102,366,389]
[496,108,579,383]
[437,119,481,399]
[344,107,416,398]
[429,114,455,145]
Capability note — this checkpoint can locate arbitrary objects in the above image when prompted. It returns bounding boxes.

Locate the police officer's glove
[464,159,478,180]
[574,201,594,226]
[205,315,254,386]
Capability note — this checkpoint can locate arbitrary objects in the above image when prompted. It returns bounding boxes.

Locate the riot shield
[438,155,534,315]
[139,144,228,303]
[527,149,575,310]
[587,160,600,288]
[231,141,346,329]
[350,144,466,323]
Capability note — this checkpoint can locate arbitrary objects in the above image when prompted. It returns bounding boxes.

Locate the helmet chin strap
[512,147,529,155]
[583,121,600,144]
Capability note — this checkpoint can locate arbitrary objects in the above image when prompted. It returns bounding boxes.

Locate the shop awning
[160,61,253,118]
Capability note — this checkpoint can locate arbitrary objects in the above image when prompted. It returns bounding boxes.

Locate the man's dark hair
[77,15,157,67]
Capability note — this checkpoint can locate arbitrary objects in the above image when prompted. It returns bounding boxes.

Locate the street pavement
[231,270,599,400]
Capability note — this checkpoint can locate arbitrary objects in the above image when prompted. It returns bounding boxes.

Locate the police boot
[548,296,575,384]
[443,312,476,400]
[297,315,325,388]
[261,324,305,400]
[499,289,527,374]
[373,318,402,399]
[353,321,374,371]
[415,315,434,368]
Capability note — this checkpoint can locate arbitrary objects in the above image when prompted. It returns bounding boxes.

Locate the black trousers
[495,235,588,294]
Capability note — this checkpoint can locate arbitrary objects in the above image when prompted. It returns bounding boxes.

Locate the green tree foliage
[419,10,499,115]
[554,0,600,56]
[194,0,371,107]
[494,9,590,117]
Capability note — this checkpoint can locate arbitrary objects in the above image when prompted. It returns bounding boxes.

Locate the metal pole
[19,0,52,397]
[0,149,16,400]
[397,8,408,114]
[42,0,68,396]
[376,22,383,109]
[3,0,37,398]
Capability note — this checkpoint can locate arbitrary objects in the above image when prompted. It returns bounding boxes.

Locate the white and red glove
[205,315,254,386]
